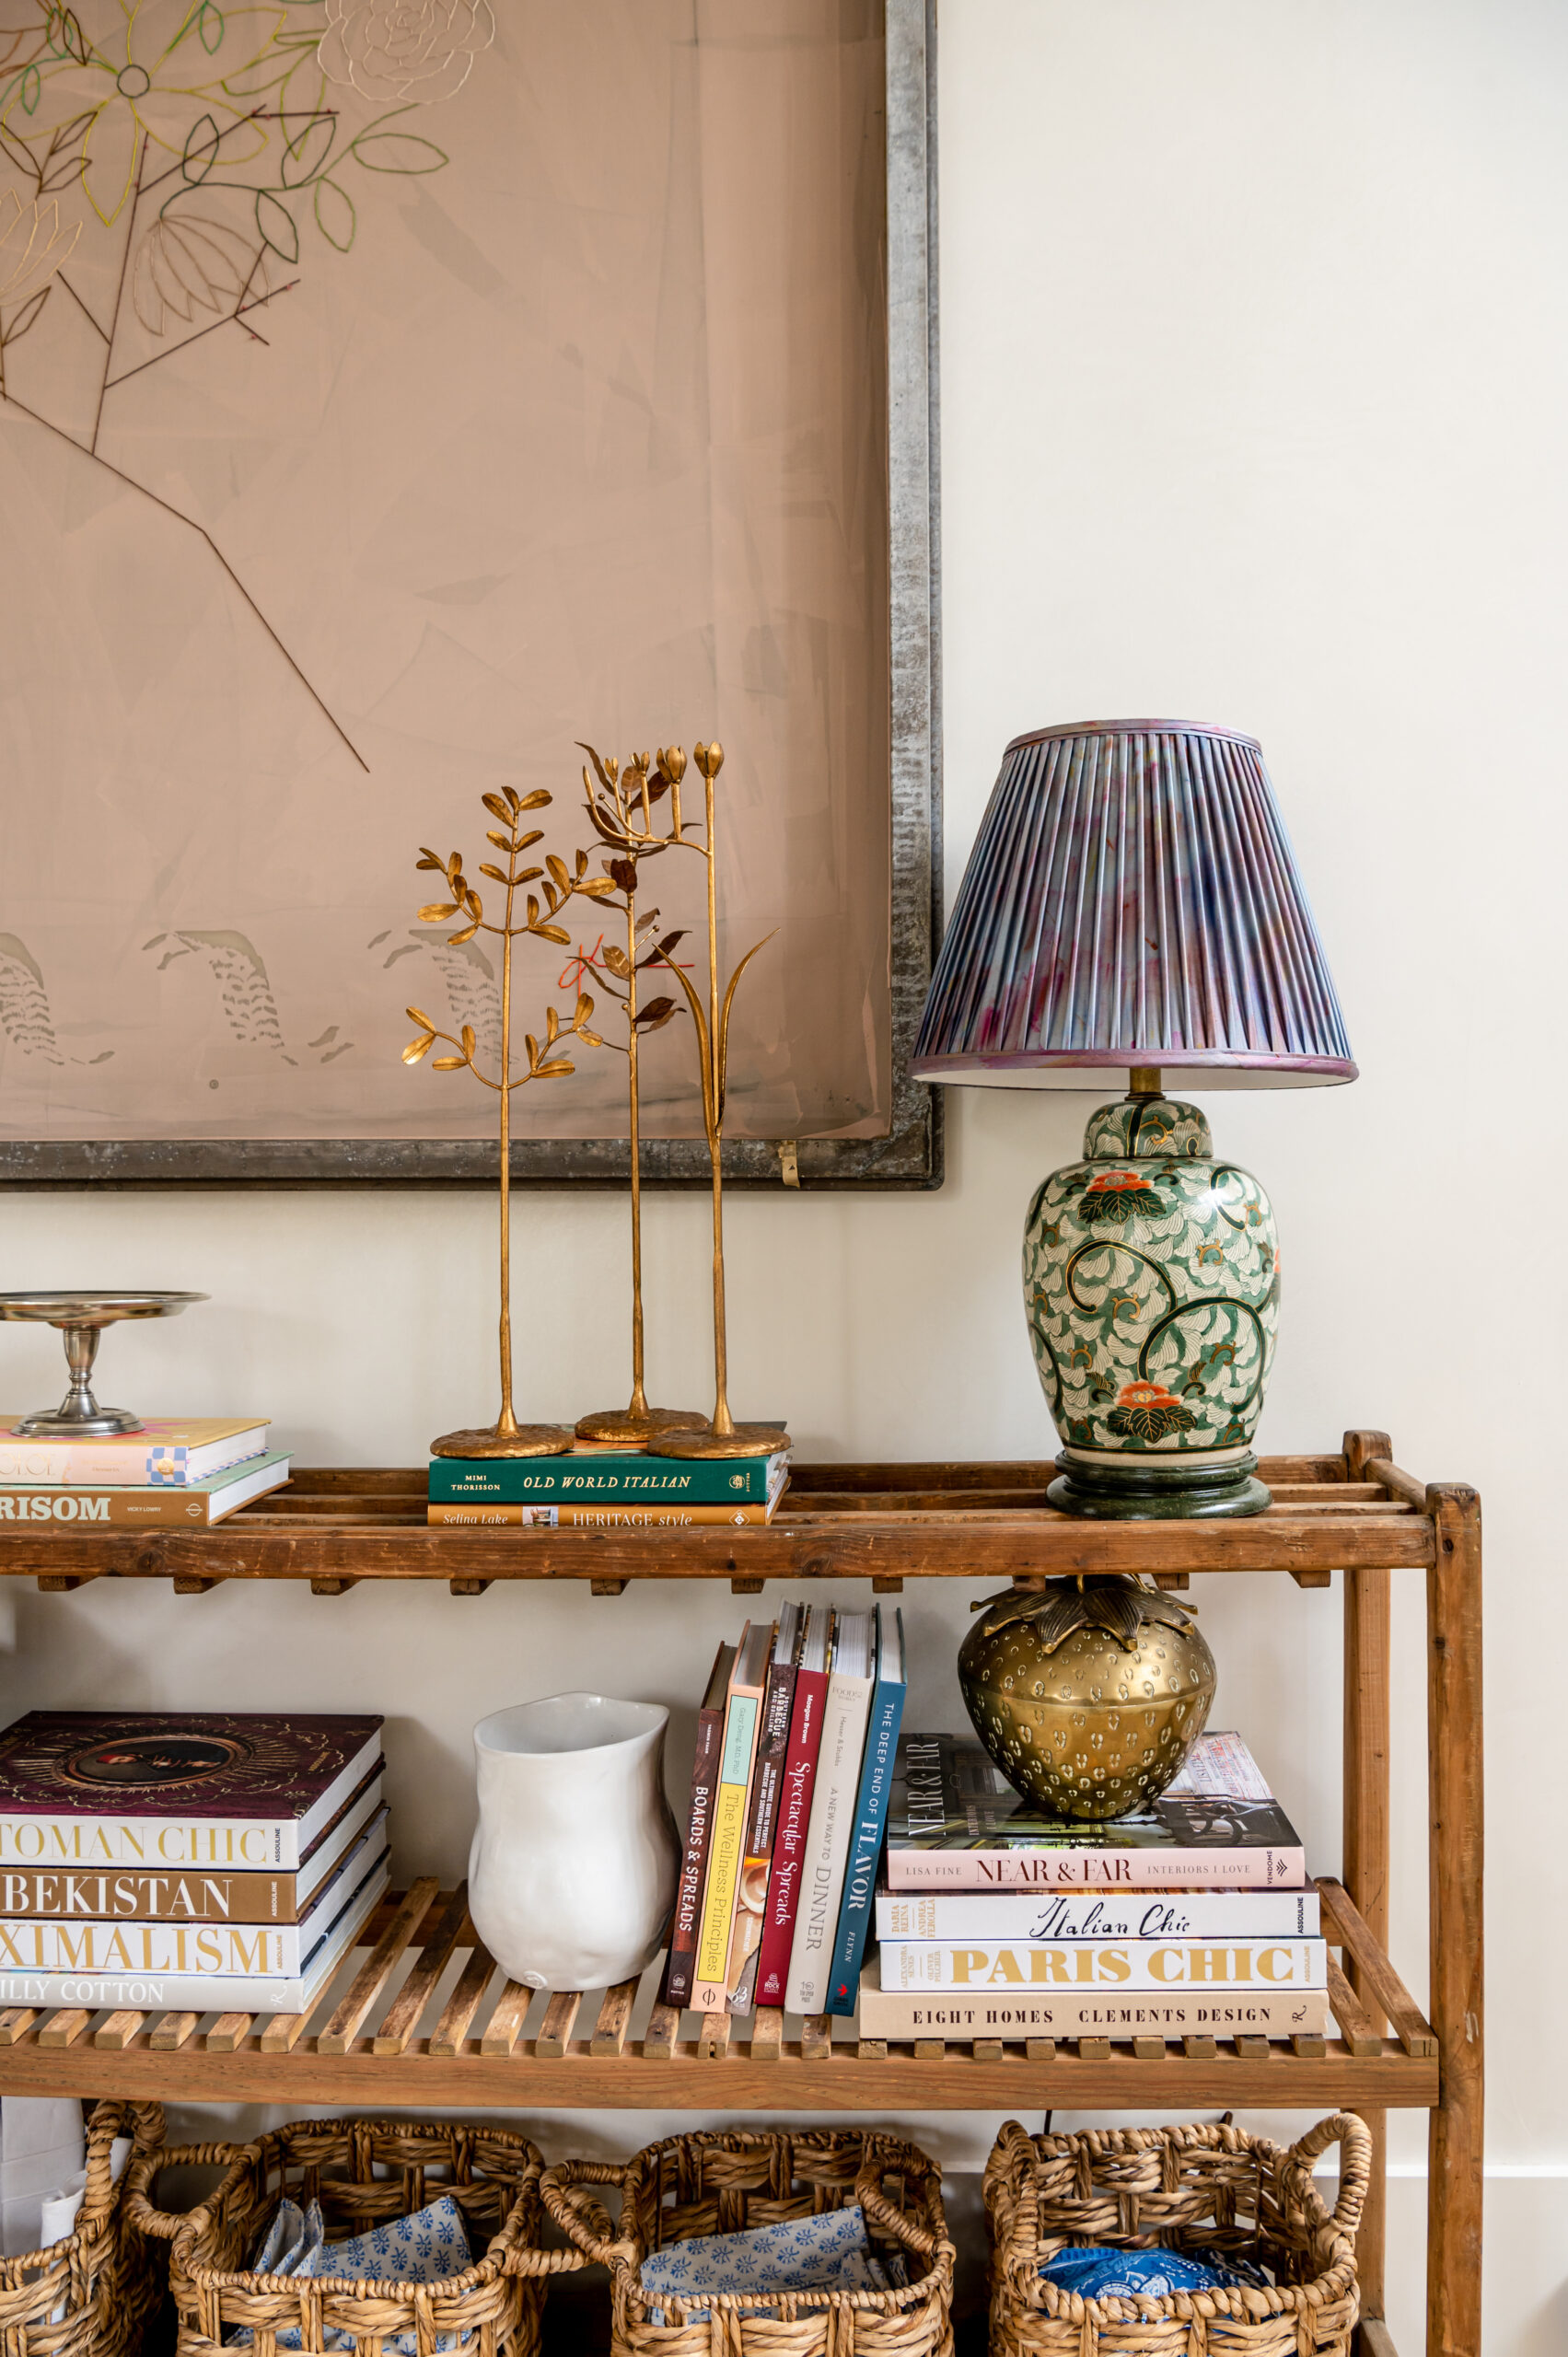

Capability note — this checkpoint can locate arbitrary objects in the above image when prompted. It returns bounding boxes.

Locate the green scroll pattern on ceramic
[1023,1096,1279,1457]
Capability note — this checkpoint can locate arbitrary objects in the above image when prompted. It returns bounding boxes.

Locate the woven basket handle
[123,2141,245,2244]
[75,2100,160,2234]
[854,2148,938,2258]
[539,2161,636,2269]
[1283,2113,1373,2239]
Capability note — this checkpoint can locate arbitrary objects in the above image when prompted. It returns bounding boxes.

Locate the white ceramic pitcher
[468,1692,679,1991]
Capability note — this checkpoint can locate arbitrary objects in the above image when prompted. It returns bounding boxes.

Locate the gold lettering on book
[0,1823,269,1866]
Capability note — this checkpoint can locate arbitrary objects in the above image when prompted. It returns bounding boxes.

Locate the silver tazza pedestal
[0,1292,208,1436]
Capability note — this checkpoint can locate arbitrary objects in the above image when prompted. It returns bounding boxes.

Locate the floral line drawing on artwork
[0,0,496,771]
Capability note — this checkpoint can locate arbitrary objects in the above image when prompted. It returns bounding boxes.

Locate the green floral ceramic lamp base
[1024,1080,1279,1519]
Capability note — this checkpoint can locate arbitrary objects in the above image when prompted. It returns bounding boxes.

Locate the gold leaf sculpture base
[649,1422,792,1461]
[430,1425,575,1460]
[575,1408,707,1447]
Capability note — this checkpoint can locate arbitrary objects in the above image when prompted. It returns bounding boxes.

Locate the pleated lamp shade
[912,719,1355,1093]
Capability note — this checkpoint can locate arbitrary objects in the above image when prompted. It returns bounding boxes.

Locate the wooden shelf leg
[1426,1480,1484,2357]
[1342,1428,1392,2324]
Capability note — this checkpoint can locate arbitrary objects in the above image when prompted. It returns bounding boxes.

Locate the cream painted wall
[1,1,1561,2348]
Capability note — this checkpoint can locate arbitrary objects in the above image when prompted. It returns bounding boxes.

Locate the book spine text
[0,1866,300,1923]
[855,1983,1332,2041]
[754,1667,828,2008]
[691,1692,760,2008]
[877,1937,1327,1991]
[876,1887,1321,1940]
[884,1847,1307,1892]
[0,1817,307,1870]
[426,1503,773,1527]
[662,1692,726,2009]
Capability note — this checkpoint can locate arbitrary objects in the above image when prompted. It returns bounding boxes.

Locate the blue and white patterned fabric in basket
[639,2204,900,2325]
[233,2194,475,2352]
[1041,2245,1263,2299]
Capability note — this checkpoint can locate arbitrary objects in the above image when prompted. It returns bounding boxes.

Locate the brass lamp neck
[1128,1065,1163,1097]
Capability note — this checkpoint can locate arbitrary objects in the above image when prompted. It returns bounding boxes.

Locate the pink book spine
[884,1846,1307,1892]
[753,1667,829,2007]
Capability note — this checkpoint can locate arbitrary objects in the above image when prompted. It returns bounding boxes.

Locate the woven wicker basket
[983,2114,1369,2357]
[541,2129,956,2357]
[125,2116,582,2357]
[0,2099,166,2357]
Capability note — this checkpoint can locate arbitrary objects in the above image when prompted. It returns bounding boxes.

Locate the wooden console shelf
[0,1875,1438,2111]
[0,1431,1483,2357]
[10,1451,1435,1591]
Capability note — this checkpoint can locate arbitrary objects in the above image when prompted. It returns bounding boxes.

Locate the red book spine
[754,1666,829,2007]
[661,1693,727,2009]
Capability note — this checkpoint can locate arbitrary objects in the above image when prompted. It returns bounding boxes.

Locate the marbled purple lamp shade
[912,720,1354,1092]
[914,719,1353,1522]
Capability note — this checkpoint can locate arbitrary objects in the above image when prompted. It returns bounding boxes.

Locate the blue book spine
[823,1611,907,2015]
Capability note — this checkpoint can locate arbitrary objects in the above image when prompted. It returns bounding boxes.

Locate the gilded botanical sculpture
[572,744,702,1446]
[644,741,790,1462]
[403,784,612,1457]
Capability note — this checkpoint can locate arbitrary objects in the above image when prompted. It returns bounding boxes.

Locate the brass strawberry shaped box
[958,1573,1216,1820]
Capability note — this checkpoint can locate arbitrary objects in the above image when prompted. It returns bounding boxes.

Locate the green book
[428,1447,790,1505]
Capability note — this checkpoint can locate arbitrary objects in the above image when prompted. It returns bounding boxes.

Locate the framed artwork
[0,0,939,1187]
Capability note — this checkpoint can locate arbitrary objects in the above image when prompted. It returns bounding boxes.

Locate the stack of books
[664,1601,906,2017]
[0,1419,290,1527]
[427,1442,791,1527]
[856,1729,1327,2044]
[0,1712,388,2015]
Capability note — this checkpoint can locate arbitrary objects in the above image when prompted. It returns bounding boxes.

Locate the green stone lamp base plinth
[1047,1448,1272,1520]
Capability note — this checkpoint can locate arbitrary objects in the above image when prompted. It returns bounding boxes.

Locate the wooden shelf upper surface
[5,1453,1439,1589]
[0,1878,1438,2114]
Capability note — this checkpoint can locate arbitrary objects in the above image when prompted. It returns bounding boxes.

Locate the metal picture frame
[0,0,941,1193]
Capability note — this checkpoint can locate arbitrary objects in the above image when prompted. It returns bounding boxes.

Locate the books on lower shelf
[0,1853,389,2012]
[875,1883,1322,1940]
[0,1420,272,1487]
[0,1450,292,1527]
[0,1814,390,1980]
[869,1729,1328,2046]
[853,1953,1332,2042]
[874,1935,1327,1992]
[0,1711,392,2014]
[885,1730,1307,1888]
[0,1765,387,1921]
[664,1599,905,2019]
[0,1712,385,1868]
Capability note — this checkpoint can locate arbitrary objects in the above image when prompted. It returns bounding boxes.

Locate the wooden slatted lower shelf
[0,1878,1439,2111]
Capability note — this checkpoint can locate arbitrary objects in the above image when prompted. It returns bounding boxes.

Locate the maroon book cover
[754,1659,830,2006]
[661,1643,733,2010]
[0,1713,383,1819]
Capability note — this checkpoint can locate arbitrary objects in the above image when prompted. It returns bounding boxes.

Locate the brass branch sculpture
[645,741,791,1462]
[404,784,615,1459]
[573,745,703,1446]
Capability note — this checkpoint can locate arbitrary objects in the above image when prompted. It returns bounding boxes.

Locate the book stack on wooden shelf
[665,1600,907,2018]
[427,1442,791,1527]
[0,1419,290,1527]
[0,1712,387,2014]
[857,1728,1326,2043]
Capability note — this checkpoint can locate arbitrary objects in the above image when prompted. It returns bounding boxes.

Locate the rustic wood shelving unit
[0,1432,1481,2357]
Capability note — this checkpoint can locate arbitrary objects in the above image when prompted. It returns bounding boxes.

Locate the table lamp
[912,719,1354,1518]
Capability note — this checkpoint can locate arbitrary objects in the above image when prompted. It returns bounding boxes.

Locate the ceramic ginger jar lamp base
[1024,1081,1279,1520]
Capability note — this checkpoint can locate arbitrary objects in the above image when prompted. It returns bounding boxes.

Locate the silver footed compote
[0,1292,209,1436]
